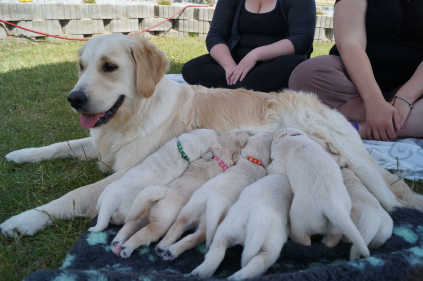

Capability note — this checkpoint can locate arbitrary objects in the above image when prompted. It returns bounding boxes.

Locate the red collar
[247,156,264,167]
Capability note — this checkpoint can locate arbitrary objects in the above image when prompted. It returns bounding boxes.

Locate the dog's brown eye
[103,62,118,73]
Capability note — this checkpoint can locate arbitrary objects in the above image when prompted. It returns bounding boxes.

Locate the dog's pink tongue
[80,113,105,129]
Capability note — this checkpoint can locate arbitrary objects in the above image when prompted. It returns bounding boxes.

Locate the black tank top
[331,0,423,93]
[233,0,287,61]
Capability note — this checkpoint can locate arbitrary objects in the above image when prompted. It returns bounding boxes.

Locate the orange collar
[247,156,264,167]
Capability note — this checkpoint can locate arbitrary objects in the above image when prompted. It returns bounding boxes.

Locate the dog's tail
[126,185,168,222]
[241,209,273,267]
[324,200,370,259]
[205,197,230,248]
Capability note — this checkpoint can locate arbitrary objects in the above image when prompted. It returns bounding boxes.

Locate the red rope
[0,3,213,42]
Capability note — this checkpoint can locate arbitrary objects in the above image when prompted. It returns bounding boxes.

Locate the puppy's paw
[111,241,123,256]
[120,246,135,259]
[5,148,44,163]
[0,209,51,237]
[154,246,166,257]
[191,264,214,279]
[228,272,244,281]
[88,225,106,232]
[161,249,176,261]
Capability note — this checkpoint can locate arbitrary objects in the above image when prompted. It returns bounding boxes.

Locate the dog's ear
[130,35,169,98]
[76,44,86,76]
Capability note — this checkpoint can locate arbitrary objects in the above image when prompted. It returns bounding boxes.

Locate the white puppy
[156,132,273,260]
[88,129,218,232]
[342,168,393,259]
[268,128,370,259]
[110,130,250,258]
[191,174,292,280]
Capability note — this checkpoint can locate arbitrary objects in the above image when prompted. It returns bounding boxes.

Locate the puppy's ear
[201,150,214,161]
[235,131,249,148]
[231,151,241,163]
[273,129,288,140]
[130,35,169,98]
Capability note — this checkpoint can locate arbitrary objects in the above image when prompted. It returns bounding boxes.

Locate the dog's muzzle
[67,90,88,111]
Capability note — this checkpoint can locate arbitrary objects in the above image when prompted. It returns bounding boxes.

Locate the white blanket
[166,74,423,181]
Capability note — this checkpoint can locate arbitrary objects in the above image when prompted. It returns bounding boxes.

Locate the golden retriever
[1,34,421,237]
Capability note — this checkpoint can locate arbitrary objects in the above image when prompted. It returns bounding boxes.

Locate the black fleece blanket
[25,208,423,281]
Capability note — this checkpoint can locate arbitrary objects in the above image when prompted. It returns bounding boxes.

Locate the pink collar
[212,155,229,171]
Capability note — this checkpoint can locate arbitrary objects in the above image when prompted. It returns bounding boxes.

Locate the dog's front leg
[6,137,97,163]
[0,171,124,237]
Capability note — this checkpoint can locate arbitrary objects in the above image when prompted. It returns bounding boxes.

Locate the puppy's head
[208,130,250,166]
[241,132,273,166]
[68,34,169,129]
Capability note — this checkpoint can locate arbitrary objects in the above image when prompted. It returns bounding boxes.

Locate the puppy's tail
[324,202,370,259]
[88,194,119,232]
[205,198,230,247]
[241,209,272,267]
[379,166,423,210]
[126,185,168,222]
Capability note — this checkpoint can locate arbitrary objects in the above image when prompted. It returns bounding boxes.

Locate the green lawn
[0,36,420,281]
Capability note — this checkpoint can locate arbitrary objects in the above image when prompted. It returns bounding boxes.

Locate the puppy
[268,128,370,259]
[342,168,393,259]
[110,130,250,258]
[156,132,273,260]
[88,129,218,232]
[191,174,292,280]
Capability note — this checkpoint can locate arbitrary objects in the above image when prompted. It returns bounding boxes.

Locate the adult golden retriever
[1,34,421,237]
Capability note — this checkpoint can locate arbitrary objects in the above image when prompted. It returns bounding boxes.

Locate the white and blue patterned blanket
[25,208,423,281]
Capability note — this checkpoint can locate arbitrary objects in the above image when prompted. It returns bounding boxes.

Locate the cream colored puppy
[268,128,370,259]
[191,174,292,280]
[342,168,393,260]
[156,132,273,260]
[88,129,218,232]
[110,131,249,258]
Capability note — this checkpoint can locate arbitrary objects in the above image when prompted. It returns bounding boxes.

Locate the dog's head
[241,132,273,166]
[68,33,169,129]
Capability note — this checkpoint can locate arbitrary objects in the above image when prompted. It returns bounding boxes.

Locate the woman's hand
[228,50,259,85]
[364,100,401,141]
[224,64,237,86]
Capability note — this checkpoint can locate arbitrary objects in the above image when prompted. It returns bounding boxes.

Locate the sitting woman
[181,0,316,93]
[289,0,423,140]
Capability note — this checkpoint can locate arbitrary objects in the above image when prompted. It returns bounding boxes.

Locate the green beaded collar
[177,139,190,163]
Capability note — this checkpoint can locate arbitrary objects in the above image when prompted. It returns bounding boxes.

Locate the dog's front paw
[5,148,42,163]
[0,209,51,237]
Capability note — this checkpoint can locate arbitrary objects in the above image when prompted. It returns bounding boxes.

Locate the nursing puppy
[268,128,370,259]
[110,130,249,258]
[88,129,218,232]
[342,168,393,260]
[156,132,273,260]
[191,174,292,280]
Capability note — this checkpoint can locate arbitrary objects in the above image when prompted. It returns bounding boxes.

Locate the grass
[0,36,420,281]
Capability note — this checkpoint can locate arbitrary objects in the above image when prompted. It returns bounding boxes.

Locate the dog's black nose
[67,90,88,110]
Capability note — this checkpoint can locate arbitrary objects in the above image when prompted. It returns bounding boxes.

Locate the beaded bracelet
[392,96,414,110]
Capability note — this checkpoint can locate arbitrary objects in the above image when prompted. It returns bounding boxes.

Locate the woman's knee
[288,55,342,92]
[181,57,200,84]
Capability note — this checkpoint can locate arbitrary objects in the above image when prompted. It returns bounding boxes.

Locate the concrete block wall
[0,3,334,41]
